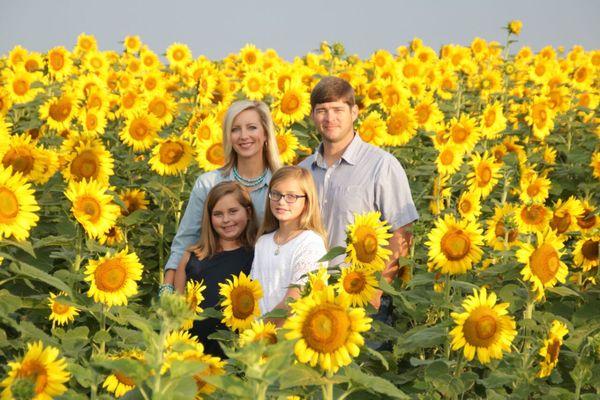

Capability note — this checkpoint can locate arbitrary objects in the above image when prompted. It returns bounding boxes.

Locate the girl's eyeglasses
[268,191,306,204]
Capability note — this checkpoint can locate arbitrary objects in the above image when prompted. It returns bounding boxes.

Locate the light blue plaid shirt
[164,168,272,270]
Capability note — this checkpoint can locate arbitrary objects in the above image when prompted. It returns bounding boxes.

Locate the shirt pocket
[328,184,372,217]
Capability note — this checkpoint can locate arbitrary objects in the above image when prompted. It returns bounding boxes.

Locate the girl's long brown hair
[258,166,327,244]
[187,181,258,259]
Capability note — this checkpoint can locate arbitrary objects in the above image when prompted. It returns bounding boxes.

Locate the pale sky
[1,0,598,60]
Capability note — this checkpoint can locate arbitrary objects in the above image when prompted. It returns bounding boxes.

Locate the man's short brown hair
[310,76,355,110]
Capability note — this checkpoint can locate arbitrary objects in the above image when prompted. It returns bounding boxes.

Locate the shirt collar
[314,133,363,168]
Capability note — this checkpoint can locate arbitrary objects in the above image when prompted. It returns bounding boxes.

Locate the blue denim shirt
[164,168,272,270]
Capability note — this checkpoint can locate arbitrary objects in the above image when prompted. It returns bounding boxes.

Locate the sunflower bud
[10,377,36,400]
[508,20,522,35]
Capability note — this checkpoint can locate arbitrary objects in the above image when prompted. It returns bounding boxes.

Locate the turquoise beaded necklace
[232,166,267,187]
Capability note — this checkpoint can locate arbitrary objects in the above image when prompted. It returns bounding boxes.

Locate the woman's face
[269,178,306,226]
[230,109,267,163]
[211,193,250,245]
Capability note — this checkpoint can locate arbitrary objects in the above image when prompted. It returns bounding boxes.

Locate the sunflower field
[0,21,599,399]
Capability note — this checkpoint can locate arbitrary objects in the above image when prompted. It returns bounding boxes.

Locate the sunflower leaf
[9,260,72,295]
[345,365,410,399]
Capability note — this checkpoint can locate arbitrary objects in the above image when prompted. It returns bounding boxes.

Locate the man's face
[311,101,358,145]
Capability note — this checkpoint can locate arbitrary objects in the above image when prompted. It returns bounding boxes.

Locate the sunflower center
[343,271,367,294]
[388,113,408,135]
[440,149,455,166]
[85,114,98,130]
[248,78,261,92]
[77,196,102,222]
[535,65,546,76]
[550,212,571,234]
[3,148,35,175]
[130,120,150,140]
[276,136,287,154]
[230,286,255,319]
[49,99,72,122]
[452,125,469,143]
[122,92,136,109]
[95,259,128,292]
[463,307,498,346]
[197,125,212,141]
[25,59,39,72]
[255,331,278,344]
[360,126,376,142]
[302,304,351,353]
[49,52,65,70]
[526,182,540,197]
[476,164,492,186]
[402,63,418,78]
[353,226,378,263]
[159,142,185,165]
[521,205,546,226]
[114,372,136,386]
[145,77,157,91]
[71,150,100,179]
[367,86,380,100]
[415,105,431,124]
[484,110,496,127]
[441,229,471,261]
[17,360,48,394]
[575,67,588,82]
[281,94,300,114]
[0,187,19,222]
[577,211,596,230]
[460,199,472,213]
[581,239,599,261]
[494,222,518,242]
[547,338,561,363]
[206,143,225,166]
[149,100,167,118]
[530,243,560,284]
[52,300,71,315]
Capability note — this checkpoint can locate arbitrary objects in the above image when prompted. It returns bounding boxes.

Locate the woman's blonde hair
[221,100,281,174]
[259,166,327,244]
[187,181,258,259]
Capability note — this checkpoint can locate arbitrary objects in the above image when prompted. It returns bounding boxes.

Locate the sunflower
[85,88,110,114]
[435,143,464,176]
[306,267,330,294]
[149,136,194,176]
[0,134,45,181]
[75,33,98,54]
[333,265,378,307]
[166,42,192,70]
[385,104,418,147]
[466,151,502,199]
[123,35,142,53]
[219,271,263,332]
[485,204,520,251]
[239,320,278,347]
[119,188,149,216]
[413,96,444,132]
[79,108,108,136]
[48,292,79,327]
[345,211,392,271]
[98,225,125,247]
[450,287,517,364]
[164,349,226,396]
[140,48,160,71]
[182,280,206,330]
[457,191,482,221]
[146,92,176,127]
[62,137,114,184]
[284,286,372,373]
[0,341,70,399]
[82,51,110,77]
[576,200,599,232]
[46,46,73,80]
[479,102,507,139]
[196,131,225,172]
[448,115,481,153]
[0,88,13,115]
[120,113,160,152]
[102,349,145,398]
[538,320,568,378]
[516,203,552,234]
[241,70,267,100]
[549,197,584,235]
[380,81,409,111]
[118,89,144,119]
[358,111,388,147]
[519,171,552,203]
[84,249,144,307]
[526,97,556,141]
[39,94,78,132]
[272,82,310,127]
[7,45,27,67]
[516,228,567,301]
[23,52,43,73]
[140,70,165,95]
[165,330,203,353]
[590,151,600,179]
[573,235,599,272]
[0,166,40,241]
[275,129,299,165]
[3,68,44,104]
[65,179,121,239]
[31,146,59,185]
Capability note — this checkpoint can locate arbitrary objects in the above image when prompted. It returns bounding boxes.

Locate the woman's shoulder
[295,230,327,248]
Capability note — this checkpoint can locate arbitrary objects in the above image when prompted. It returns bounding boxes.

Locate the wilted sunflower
[239,320,278,347]
[333,265,378,307]
[149,136,194,176]
[426,214,484,275]
[62,137,114,184]
[182,280,206,330]
[538,320,569,378]
[84,249,144,307]
[573,235,599,272]
[450,287,517,364]
[466,151,502,199]
[0,341,70,399]
[284,286,372,373]
[271,82,310,127]
[275,129,300,165]
[549,197,584,235]
[102,349,145,398]
[65,179,120,239]
[120,113,160,152]
[119,188,149,216]
[345,211,392,271]
[485,203,520,250]
[515,203,552,234]
[0,166,40,241]
[219,272,263,332]
[48,292,79,327]
[516,228,568,301]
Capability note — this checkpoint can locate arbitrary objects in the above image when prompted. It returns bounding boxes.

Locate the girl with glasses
[251,166,327,323]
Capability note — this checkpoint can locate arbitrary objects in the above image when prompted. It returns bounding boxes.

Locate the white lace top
[250,230,327,314]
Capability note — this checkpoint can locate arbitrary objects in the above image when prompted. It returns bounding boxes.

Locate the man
[298,76,419,310]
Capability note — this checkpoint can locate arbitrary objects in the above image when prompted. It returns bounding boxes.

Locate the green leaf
[0,289,23,314]
[364,345,389,370]
[399,324,448,350]
[0,239,35,256]
[480,371,518,389]
[279,364,327,389]
[546,286,582,298]
[93,329,111,344]
[9,261,72,295]
[319,246,346,262]
[345,365,410,399]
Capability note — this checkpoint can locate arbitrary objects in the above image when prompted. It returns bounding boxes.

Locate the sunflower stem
[99,304,106,355]
[72,225,83,272]
[444,273,452,360]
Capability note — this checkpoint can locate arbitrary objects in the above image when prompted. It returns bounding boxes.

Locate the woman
[160,100,281,294]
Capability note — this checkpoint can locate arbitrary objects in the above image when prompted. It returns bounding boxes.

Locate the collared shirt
[298,134,419,250]
[165,168,272,270]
